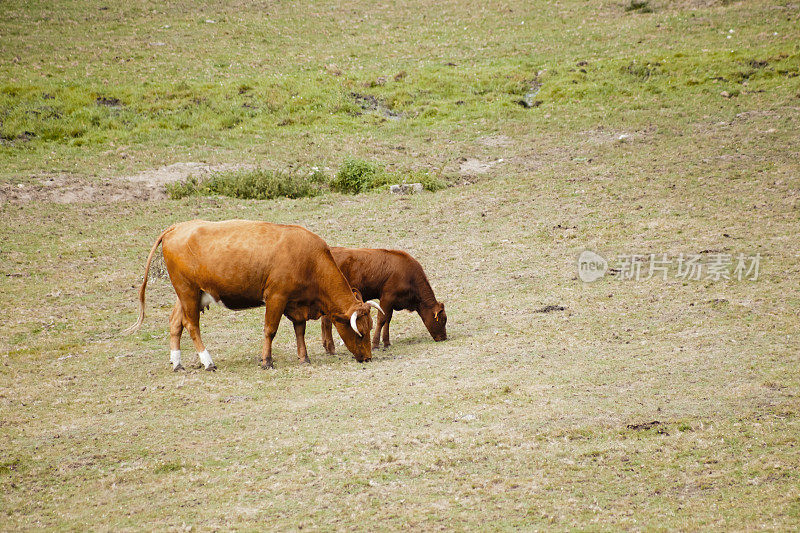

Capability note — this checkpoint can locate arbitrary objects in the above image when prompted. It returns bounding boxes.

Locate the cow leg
[381,307,394,348]
[168,299,185,371]
[293,320,311,364]
[373,297,394,349]
[372,297,393,349]
[180,294,216,371]
[321,315,336,355]
[261,296,286,369]
[371,304,385,349]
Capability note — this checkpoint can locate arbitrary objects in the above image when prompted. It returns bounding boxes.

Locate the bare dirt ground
[0,162,252,204]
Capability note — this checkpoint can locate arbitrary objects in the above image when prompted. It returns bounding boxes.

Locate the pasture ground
[2,0,799,529]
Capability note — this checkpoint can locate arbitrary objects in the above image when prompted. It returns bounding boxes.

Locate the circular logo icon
[578,250,607,282]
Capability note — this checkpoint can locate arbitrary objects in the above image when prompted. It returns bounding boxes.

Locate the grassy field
[2,0,800,530]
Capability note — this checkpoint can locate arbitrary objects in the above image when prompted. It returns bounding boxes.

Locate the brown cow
[320,247,446,353]
[124,220,381,370]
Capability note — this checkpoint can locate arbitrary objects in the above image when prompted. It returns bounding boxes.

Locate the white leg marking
[198,349,215,370]
[170,350,182,370]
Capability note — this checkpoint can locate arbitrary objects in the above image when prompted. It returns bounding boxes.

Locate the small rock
[720,91,731,98]
[389,183,423,195]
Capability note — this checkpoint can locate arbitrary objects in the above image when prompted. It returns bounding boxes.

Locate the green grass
[1,0,797,181]
[1,0,800,530]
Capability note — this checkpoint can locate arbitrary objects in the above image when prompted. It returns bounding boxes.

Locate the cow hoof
[204,364,217,372]
[300,358,311,365]
[260,362,274,370]
[173,363,185,372]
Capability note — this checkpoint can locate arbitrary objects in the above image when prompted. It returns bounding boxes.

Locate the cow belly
[220,295,265,310]
[201,291,264,310]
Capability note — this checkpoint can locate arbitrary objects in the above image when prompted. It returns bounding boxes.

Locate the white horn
[350,312,362,337]
[367,301,384,315]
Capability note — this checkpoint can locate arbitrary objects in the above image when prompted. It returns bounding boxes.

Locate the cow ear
[434,302,444,319]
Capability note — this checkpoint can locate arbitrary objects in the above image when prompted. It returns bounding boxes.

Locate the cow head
[420,301,447,341]
[332,302,375,362]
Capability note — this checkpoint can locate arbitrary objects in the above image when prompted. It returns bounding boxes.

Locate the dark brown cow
[320,247,446,353]
[125,220,381,370]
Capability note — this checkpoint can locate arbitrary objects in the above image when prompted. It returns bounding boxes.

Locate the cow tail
[123,226,172,335]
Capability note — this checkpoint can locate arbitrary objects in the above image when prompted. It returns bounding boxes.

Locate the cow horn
[367,301,384,315]
[350,312,362,337]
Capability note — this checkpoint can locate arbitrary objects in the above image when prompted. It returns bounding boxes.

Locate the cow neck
[316,254,358,318]
[416,272,438,310]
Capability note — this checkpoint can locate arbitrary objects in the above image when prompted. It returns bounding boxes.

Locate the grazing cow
[320,247,446,353]
[124,220,381,370]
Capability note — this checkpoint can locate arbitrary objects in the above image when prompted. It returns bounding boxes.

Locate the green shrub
[166,168,329,200]
[329,158,447,193]
[330,158,386,194]
[166,160,446,200]
[165,175,202,199]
